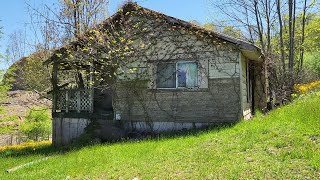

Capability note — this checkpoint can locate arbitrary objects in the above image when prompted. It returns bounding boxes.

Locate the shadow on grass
[130,122,237,141]
[0,122,237,158]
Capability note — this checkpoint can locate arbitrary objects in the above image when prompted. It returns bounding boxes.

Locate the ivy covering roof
[44,2,263,65]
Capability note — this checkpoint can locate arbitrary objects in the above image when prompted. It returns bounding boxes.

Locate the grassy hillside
[1,92,320,179]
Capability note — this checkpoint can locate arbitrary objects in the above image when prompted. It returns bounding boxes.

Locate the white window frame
[156,61,198,89]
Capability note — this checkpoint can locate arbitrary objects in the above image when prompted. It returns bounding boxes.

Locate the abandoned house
[44,2,267,146]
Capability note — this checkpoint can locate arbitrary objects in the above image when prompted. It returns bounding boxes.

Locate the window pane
[156,63,176,88]
[177,62,197,88]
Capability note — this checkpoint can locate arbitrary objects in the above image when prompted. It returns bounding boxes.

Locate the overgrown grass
[1,92,320,179]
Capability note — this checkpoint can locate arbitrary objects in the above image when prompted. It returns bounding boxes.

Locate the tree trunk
[253,0,265,52]
[277,0,285,72]
[288,0,294,73]
[265,0,271,52]
[299,0,307,73]
[288,0,296,93]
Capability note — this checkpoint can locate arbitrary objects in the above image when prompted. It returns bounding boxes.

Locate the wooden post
[51,62,59,112]
[89,61,94,113]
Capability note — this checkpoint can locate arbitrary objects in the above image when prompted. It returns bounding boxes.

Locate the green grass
[1,93,320,179]
[0,115,18,123]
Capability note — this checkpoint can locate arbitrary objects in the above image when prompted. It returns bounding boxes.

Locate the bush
[20,107,51,141]
[304,51,320,79]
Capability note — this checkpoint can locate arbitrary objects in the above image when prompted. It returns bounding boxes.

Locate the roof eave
[240,47,264,62]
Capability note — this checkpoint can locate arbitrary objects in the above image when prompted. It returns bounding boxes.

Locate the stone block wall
[113,77,241,132]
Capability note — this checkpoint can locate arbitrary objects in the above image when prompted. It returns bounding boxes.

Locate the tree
[58,0,109,38]
[20,107,51,141]
[3,0,110,94]
[222,26,242,38]
[288,0,296,75]
[5,30,26,64]
[0,21,10,102]
[202,23,217,31]
[3,51,51,92]
[208,0,318,102]
[0,70,10,102]
[298,0,308,72]
[23,51,51,92]
[276,0,285,71]
[303,15,320,51]
[3,30,27,91]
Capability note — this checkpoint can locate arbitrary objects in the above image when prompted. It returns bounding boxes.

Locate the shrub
[20,107,51,141]
[304,51,320,79]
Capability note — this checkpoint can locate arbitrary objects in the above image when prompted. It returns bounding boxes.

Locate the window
[156,63,176,88]
[156,61,198,88]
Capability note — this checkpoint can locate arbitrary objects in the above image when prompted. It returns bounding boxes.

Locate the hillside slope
[0,92,320,179]
[0,91,51,145]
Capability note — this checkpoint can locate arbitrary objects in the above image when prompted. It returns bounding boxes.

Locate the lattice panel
[55,89,93,112]
[79,90,93,111]
[56,91,66,110]
[68,91,78,111]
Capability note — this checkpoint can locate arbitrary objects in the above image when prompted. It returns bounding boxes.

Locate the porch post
[52,62,58,113]
[89,61,94,113]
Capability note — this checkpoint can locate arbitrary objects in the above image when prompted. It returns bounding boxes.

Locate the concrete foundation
[125,121,211,133]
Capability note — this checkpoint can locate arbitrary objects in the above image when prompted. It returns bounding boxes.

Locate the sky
[0,0,210,68]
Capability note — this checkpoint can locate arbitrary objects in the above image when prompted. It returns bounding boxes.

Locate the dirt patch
[0,90,51,120]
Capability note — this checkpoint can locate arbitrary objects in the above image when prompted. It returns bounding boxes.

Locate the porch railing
[54,89,93,113]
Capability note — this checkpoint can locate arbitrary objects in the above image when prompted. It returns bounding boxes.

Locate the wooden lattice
[55,89,93,112]
[80,90,92,111]
[56,91,66,111]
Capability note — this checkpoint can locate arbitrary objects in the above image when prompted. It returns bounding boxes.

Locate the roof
[44,2,263,65]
